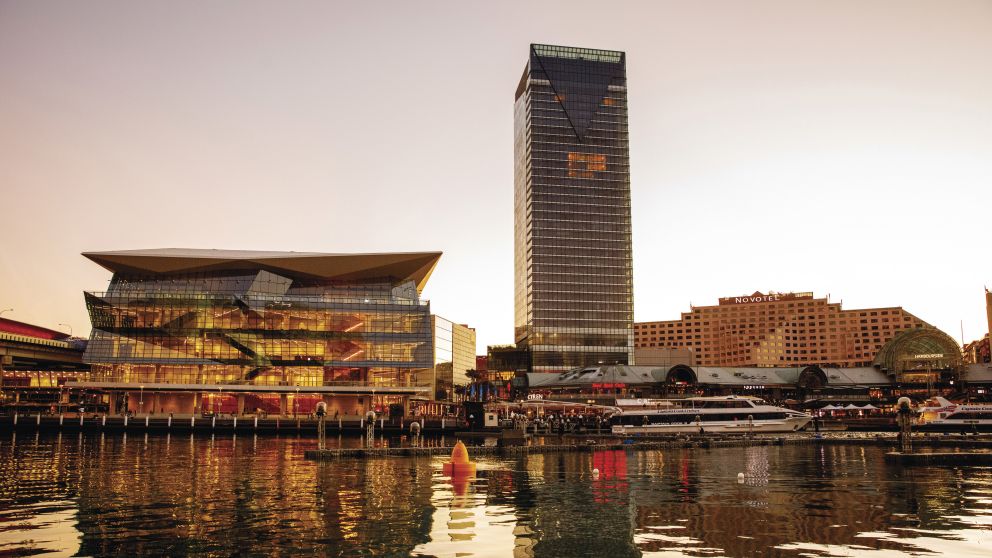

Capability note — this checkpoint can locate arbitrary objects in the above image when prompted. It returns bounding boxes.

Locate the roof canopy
[872,326,962,374]
[82,248,442,293]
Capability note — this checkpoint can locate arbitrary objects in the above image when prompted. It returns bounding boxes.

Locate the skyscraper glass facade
[514,44,634,373]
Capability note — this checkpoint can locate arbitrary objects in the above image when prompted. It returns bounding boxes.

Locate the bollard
[276,418,280,430]
[13,413,17,425]
[101,415,106,427]
[37,413,41,425]
[168,416,172,428]
[191,416,195,428]
[233,417,237,429]
[361,418,364,430]
[254,416,258,429]
[442,417,445,430]
[338,417,342,430]
[380,418,384,430]
[79,414,84,426]
[59,414,64,426]
[212,416,216,429]
[124,415,129,428]
[145,416,149,428]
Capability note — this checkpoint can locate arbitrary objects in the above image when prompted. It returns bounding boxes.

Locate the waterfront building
[635,291,930,368]
[519,328,970,404]
[0,317,89,411]
[513,44,634,373]
[429,316,476,401]
[987,286,992,339]
[963,335,990,365]
[71,249,441,417]
[632,347,693,367]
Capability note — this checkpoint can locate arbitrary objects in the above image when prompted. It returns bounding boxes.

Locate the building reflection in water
[412,467,520,557]
[0,433,991,557]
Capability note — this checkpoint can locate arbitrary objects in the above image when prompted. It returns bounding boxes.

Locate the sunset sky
[1,0,990,350]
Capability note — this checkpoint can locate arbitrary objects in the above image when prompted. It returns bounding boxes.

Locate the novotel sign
[719,292,814,306]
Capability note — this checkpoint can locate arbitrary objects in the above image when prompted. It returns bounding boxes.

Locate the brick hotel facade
[634,292,928,368]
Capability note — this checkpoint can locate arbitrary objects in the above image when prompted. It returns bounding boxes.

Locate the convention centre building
[68,249,441,418]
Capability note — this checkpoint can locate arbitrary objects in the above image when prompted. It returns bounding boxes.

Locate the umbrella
[860,404,879,410]
[844,404,861,410]
[820,404,840,411]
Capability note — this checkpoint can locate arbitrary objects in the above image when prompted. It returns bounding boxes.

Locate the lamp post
[0,308,12,318]
[58,323,73,337]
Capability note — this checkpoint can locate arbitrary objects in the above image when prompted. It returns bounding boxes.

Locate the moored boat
[610,396,812,435]
[916,397,992,432]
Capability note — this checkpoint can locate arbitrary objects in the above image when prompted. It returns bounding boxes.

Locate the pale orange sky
[1,0,990,350]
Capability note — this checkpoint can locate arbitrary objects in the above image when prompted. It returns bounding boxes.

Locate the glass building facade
[74,249,440,416]
[429,316,477,401]
[514,44,634,373]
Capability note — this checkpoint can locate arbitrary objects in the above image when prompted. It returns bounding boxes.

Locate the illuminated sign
[526,393,543,400]
[912,353,945,359]
[591,383,625,389]
[718,292,814,306]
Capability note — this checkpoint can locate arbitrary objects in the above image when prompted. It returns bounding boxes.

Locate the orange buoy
[442,440,477,476]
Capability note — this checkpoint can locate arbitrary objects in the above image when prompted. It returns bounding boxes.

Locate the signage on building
[719,292,814,306]
[526,393,543,400]
[912,353,945,359]
[591,383,625,389]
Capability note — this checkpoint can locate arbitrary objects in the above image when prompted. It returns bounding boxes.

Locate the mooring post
[315,402,327,451]
[896,397,914,453]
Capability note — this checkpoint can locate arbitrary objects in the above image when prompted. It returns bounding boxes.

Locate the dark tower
[514,44,633,373]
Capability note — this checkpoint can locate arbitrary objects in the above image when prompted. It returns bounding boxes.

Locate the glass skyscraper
[514,44,634,373]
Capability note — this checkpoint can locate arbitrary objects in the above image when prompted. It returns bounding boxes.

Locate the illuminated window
[567,153,607,178]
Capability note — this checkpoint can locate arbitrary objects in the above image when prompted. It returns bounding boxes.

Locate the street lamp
[58,323,73,337]
[0,308,12,318]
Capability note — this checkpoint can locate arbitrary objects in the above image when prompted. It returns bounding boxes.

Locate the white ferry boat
[916,397,992,431]
[610,396,812,435]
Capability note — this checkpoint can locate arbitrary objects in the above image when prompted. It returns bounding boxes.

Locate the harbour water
[0,432,990,557]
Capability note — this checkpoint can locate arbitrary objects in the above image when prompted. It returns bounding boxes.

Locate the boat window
[948,411,992,420]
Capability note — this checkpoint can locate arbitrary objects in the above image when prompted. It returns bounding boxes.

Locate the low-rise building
[429,316,476,401]
[0,318,89,412]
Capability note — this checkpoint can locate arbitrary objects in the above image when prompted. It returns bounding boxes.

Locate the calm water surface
[0,432,990,557]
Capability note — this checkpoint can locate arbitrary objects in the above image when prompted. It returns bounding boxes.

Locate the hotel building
[634,291,929,368]
[71,249,441,417]
[513,44,634,373]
